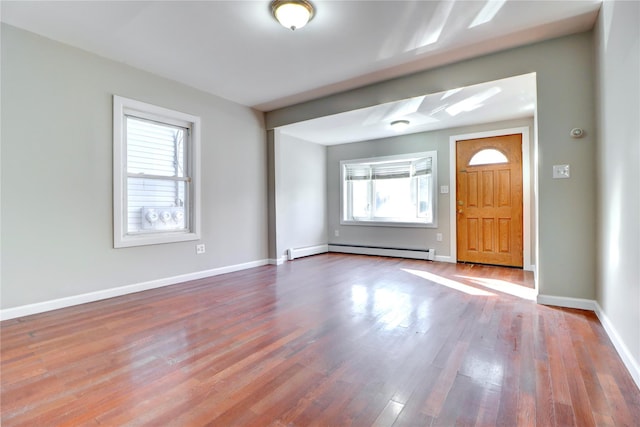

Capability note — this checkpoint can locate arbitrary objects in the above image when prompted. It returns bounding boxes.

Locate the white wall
[327,118,534,261]
[595,0,640,380]
[267,32,596,301]
[274,133,327,259]
[1,24,268,310]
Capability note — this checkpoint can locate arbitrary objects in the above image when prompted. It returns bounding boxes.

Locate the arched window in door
[468,148,508,166]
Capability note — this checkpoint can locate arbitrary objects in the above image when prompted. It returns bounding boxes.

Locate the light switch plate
[553,164,570,179]
[440,185,449,194]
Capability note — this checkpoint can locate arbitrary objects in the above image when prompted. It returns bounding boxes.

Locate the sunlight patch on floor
[402,268,495,296]
[456,276,537,301]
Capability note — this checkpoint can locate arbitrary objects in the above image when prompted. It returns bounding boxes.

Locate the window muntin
[114,96,200,248]
[341,152,437,227]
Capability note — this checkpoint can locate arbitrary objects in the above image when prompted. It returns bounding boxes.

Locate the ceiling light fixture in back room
[271,0,315,31]
[390,120,410,131]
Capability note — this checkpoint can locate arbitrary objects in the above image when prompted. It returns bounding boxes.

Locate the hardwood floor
[1,254,638,426]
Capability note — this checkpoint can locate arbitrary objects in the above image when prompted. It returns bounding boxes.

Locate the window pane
[127,178,186,233]
[468,148,508,165]
[373,177,416,218]
[351,180,370,218]
[417,174,433,222]
[126,117,185,177]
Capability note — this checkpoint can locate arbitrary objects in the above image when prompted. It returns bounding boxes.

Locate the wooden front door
[456,134,523,267]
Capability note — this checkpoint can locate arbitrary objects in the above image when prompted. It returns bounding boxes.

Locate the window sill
[114,231,200,248]
[340,220,436,229]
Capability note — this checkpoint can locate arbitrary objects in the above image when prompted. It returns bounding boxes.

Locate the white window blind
[371,161,412,180]
[344,164,371,181]
[413,157,432,176]
[345,158,433,181]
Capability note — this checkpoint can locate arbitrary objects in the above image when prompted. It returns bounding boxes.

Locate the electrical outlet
[334,230,339,237]
[436,233,443,242]
[196,244,205,254]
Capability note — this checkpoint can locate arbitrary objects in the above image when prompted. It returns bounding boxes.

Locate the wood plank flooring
[1,254,639,426]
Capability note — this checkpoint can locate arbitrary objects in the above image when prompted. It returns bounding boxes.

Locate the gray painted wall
[1,24,268,309]
[266,32,597,301]
[595,1,640,373]
[274,133,327,259]
[267,130,277,260]
[327,118,534,260]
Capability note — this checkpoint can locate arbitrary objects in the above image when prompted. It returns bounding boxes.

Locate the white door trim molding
[449,127,534,273]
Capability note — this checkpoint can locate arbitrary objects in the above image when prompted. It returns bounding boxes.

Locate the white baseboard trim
[287,244,328,260]
[329,244,437,261]
[536,294,597,311]
[268,257,286,265]
[594,302,640,390]
[0,259,270,321]
[537,294,640,390]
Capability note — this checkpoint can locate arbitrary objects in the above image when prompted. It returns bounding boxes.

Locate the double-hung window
[341,151,437,227]
[113,96,200,247]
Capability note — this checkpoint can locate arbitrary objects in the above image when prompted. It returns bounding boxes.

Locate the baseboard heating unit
[287,245,329,261]
[328,244,435,261]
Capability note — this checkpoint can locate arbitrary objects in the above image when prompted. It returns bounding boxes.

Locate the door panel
[467,218,479,251]
[482,219,494,251]
[457,134,523,267]
[482,171,494,206]
[467,172,478,207]
[498,170,511,206]
[499,219,510,253]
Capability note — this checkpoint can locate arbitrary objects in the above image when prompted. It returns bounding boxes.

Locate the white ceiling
[280,73,536,145]
[1,1,600,144]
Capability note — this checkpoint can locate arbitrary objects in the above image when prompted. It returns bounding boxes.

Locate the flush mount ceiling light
[390,120,410,131]
[271,0,314,31]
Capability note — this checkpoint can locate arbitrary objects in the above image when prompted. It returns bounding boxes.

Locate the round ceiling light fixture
[390,120,410,131]
[271,0,315,31]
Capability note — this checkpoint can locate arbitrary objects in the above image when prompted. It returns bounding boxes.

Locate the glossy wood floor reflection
[2,254,639,426]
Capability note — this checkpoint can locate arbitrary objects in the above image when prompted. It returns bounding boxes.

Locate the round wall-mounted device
[145,210,158,224]
[160,211,172,223]
[570,128,584,138]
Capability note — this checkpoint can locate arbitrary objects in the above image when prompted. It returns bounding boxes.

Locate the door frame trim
[449,127,533,271]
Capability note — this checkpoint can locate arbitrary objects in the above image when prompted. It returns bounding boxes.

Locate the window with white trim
[341,151,437,227]
[113,96,200,247]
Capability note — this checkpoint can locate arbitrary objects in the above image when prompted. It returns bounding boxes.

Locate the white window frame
[340,151,437,228]
[113,95,201,248]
